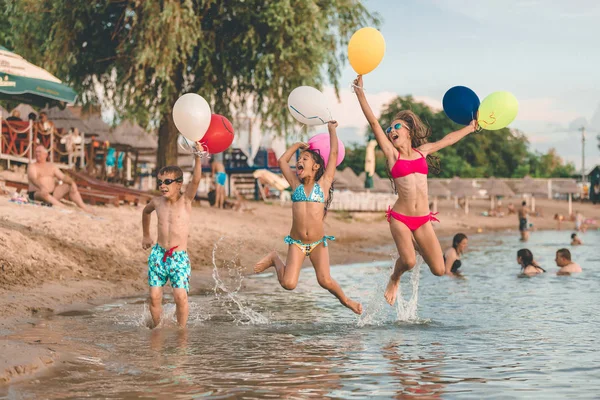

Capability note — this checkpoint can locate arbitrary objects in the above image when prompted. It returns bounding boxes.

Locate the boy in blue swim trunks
[142,153,202,328]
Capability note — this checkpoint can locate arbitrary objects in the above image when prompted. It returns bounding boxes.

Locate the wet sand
[1,194,598,383]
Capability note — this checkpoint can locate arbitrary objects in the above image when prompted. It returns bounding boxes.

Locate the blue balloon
[442,86,480,125]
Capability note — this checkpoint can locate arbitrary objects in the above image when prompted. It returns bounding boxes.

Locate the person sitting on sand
[27,144,93,213]
[555,248,582,275]
[141,152,203,328]
[443,233,467,276]
[517,249,545,276]
[254,121,362,315]
[570,233,582,246]
[518,201,530,242]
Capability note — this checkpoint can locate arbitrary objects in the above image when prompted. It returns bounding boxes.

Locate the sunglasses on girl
[157,177,183,186]
[386,123,404,134]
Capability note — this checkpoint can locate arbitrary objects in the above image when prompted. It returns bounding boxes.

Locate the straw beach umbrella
[514,176,547,212]
[448,177,474,210]
[428,180,450,213]
[451,183,479,214]
[553,180,579,215]
[485,177,515,209]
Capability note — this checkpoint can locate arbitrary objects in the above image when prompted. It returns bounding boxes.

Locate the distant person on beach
[210,157,226,209]
[554,213,564,230]
[518,201,530,242]
[570,233,582,246]
[353,75,478,306]
[27,144,93,213]
[517,249,545,276]
[6,110,22,121]
[555,248,582,275]
[444,233,467,276]
[254,121,362,315]
[37,111,55,133]
[574,211,586,233]
[141,153,203,328]
[507,202,516,215]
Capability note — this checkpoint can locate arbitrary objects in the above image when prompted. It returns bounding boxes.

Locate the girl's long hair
[452,233,468,255]
[302,149,334,217]
[517,249,546,272]
[385,110,441,194]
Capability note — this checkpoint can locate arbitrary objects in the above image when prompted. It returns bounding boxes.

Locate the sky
[324,0,600,170]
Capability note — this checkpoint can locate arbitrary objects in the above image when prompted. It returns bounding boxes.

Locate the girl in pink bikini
[353,75,477,305]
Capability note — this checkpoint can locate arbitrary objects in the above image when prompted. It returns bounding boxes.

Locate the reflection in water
[1,230,599,399]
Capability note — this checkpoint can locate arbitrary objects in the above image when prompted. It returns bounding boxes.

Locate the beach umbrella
[514,176,548,212]
[449,177,478,213]
[428,180,450,213]
[452,184,479,214]
[338,167,364,191]
[553,180,579,215]
[0,46,77,109]
[485,177,515,209]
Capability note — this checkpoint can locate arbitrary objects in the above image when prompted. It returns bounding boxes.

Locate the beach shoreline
[1,196,598,384]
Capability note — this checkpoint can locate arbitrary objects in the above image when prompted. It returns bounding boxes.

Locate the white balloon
[172,93,212,141]
[287,86,332,126]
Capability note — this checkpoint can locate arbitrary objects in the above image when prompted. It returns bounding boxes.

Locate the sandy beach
[1,194,598,384]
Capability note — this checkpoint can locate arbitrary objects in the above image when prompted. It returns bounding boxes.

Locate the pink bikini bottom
[385,206,440,231]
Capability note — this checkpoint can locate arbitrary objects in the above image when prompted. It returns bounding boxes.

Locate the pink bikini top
[390,149,428,178]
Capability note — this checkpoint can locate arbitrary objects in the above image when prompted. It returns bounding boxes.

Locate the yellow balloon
[348,27,385,75]
[477,91,519,131]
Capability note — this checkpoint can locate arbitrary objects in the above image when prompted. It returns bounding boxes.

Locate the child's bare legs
[149,287,163,328]
[172,288,188,327]
[386,220,417,305]
[254,245,305,290]
[310,244,362,314]
[413,222,445,277]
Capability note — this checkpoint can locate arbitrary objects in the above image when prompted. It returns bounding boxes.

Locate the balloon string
[350,82,366,94]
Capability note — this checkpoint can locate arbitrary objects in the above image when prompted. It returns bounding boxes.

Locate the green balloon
[477,91,518,130]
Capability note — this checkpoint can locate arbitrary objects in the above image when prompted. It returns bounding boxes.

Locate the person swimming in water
[254,121,362,315]
[353,75,478,305]
[517,249,545,276]
[570,233,582,246]
[443,233,468,276]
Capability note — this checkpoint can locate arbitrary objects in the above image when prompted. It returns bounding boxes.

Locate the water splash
[357,255,424,327]
[395,255,422,322]
[212,237,270,325]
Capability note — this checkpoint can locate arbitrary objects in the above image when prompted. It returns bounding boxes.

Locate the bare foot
[384,277,400,305]
[345,299,363,315]
[254,251,276,273]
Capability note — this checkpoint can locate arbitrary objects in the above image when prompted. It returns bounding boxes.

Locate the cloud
[516,97,583,123]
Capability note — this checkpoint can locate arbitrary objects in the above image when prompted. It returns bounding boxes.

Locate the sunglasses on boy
[385,123,404,135]
[157,177,183,186]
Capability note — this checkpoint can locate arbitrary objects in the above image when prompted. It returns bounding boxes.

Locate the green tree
[6,0,376,170]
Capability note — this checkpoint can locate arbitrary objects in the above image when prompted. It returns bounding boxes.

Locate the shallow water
[2,230,600,399]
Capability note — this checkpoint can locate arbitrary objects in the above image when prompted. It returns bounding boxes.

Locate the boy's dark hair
[557,248,571,260]
[570,233,577,239]
[301,149,334,216]
[28,112,37,121]
[158,165,183,179]
[522,201,527,206]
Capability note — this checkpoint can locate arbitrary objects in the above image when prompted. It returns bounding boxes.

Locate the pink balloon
[307,133,345,168]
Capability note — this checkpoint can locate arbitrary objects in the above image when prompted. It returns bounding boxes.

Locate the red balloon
[199,114,234,154]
